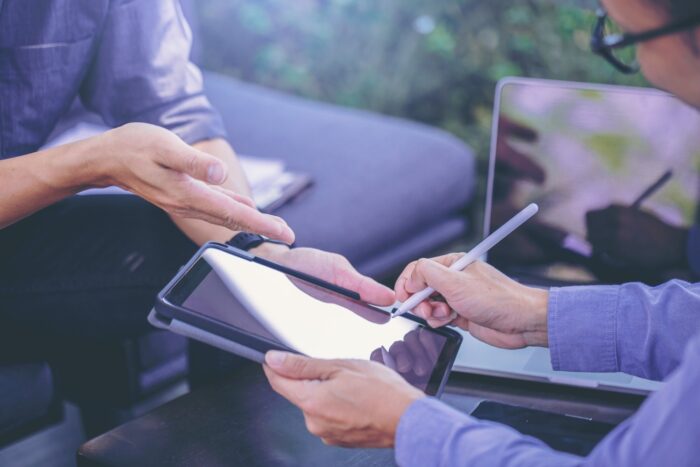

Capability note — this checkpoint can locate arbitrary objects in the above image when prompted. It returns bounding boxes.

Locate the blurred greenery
[195,0,649,164]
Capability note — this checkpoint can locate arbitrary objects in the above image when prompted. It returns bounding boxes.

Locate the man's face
[602,0,700,108]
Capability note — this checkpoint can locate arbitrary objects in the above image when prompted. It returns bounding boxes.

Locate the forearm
[0,137,103,229]
[170,138,251,245]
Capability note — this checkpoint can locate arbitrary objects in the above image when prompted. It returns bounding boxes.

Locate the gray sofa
[0,2,476,450]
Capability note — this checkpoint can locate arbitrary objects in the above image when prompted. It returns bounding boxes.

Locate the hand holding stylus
[393,204,539,317]
[393,253,550,349]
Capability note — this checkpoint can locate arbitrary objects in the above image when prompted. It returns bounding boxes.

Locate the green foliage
[195,0,649,162]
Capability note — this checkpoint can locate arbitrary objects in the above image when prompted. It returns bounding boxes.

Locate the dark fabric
[0,363,54,438]
[0,195,197,362]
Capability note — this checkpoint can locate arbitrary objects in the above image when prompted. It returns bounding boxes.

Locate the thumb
[351,273,396,306]
[163,147,229,185]
[265,351,338,381]
[406,258,457,296]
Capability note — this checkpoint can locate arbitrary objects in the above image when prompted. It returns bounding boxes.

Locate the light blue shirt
[396,280,700,466]
[0,0,225,158]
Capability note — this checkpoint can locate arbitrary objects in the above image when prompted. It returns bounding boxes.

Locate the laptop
[453,77,700,394]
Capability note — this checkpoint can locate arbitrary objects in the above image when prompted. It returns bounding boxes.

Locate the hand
[263,351,423,448]
[94,123,295,243]
[253,244,395,306]
[586,204,688,269]
[395,255,549,348]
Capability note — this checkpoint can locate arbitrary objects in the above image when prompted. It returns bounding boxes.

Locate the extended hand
[254,244,395,306]
[395,255,549,348]
[263,351,423,448]
[95,123,295,243]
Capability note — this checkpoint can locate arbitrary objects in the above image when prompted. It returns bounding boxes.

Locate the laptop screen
[486,79,700,286]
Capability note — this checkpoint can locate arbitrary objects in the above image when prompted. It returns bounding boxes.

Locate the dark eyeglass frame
[591,8,700,74]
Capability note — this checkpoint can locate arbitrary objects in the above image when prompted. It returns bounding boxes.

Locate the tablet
[151,243,462,396]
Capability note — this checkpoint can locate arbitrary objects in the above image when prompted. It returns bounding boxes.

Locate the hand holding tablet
[150,243,462,395]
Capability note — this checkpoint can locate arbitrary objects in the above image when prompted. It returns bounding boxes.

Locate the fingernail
[266,350,286,368]
[276,220,295,242]
[207,163,226,184]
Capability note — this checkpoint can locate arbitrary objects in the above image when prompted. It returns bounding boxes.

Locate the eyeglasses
[591,8,700,74]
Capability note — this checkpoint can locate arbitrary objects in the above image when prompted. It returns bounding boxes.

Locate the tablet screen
[165,247,458,392]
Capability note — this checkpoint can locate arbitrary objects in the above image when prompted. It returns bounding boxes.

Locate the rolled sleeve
[548,285,621,373]
[80,0,226,144]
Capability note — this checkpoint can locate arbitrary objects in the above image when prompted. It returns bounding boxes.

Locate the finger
[405,259,457,296]
[411,301,433,320]
[209,185,257,209]
[265,351,339,381]
[394,261,418,302]
[424,303,458,329]
[395,254,462,300]
[358,275,395,306]
[427,253,466,268]
[160,146,230,185]
[427,301,452,320]
[181,179,296,243]
[263,364,315,407]
[339,263,395,306]
[426,316,455,328]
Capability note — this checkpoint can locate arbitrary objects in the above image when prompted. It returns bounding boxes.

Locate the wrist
[87,130,122,187]
[44,135,107,191]
[521,286,549,347]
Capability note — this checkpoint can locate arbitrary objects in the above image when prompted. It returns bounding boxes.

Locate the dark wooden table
[78,361,645,467]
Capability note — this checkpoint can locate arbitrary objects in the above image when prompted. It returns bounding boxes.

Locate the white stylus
[392,203,539,318]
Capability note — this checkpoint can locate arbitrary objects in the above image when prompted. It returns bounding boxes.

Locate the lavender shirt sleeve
[395,397,582,467]
[79,0,226,144]
[549,280,700,380]
[395,280,700,466]
[395,334,700,467]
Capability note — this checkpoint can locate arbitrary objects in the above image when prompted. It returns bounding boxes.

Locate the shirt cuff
[548,285,621,373]
[395,397,476,467]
